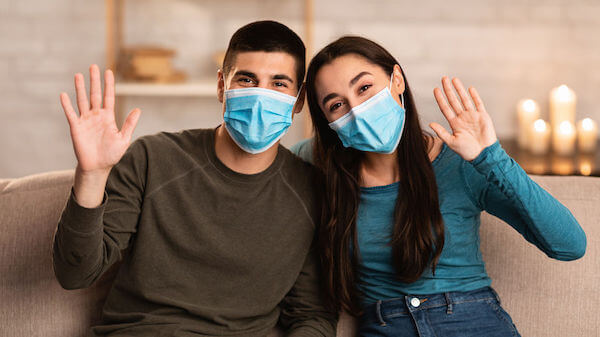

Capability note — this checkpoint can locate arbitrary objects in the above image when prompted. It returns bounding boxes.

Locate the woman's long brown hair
[306,36,445,316]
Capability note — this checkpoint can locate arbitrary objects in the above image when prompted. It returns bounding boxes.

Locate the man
[53,20,337,337]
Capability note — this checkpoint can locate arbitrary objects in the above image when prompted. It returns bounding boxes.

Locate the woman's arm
[464,141,586,260]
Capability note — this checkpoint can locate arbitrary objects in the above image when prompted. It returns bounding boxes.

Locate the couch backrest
[1,170,598,337]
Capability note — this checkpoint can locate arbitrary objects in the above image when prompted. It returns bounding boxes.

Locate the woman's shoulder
[288,137,315,164]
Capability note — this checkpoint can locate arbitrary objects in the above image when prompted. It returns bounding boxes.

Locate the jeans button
[410,297,421,308]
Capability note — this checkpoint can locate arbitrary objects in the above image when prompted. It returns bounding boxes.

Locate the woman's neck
[360,151,400,188]
[359,135,442,188]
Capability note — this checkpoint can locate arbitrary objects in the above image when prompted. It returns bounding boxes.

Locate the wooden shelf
[115,80,215,97]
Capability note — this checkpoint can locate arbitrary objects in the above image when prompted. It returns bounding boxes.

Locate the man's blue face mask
[223,86,300,154]
[328,74,405,154]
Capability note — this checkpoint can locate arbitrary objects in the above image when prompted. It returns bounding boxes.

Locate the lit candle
[529,119,550,155]
[517,99,540,149]
[577,118,598,153]
[550,85,576,128]
[553,121,576,156]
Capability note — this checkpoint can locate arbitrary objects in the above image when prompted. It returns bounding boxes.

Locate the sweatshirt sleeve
[278,239,338,337]
[52,138,147,289]
[464,140,587,261]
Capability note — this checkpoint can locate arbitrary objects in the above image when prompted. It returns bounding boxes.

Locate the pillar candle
[553,121,576,156]
[550,85,576,128]
[577,118,598,153]
[517,99,540,149]
[529,119,550,155]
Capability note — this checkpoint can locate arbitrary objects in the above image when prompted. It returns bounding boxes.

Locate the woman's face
[314,54,405,123]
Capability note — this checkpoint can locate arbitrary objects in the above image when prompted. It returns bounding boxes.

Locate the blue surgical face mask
[223,86,299,154]
[328,74,405,154]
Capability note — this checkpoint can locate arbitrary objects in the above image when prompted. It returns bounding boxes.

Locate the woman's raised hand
[429,76,497,161]
[60,64,141,174]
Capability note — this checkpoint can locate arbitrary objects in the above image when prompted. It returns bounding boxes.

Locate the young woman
[291,36,586,337]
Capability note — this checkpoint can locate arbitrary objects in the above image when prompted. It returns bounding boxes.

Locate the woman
[291,36,586,337]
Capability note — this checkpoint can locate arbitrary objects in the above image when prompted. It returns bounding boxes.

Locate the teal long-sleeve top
[290,139,586,306]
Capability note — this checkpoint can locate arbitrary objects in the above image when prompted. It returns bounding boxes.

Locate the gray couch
[1,170,598,336]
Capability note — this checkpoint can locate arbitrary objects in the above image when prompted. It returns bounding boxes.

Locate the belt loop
[445,292,453,315]
[375,300,387,326]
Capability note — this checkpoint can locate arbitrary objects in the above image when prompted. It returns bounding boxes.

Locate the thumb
[121,108,141,141]
[429,122,453,145]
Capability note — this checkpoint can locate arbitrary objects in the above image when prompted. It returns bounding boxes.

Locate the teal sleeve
[465,140,587,261]
[289,138,315,164]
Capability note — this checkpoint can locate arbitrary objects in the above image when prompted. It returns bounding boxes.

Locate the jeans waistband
[360,286,501,326]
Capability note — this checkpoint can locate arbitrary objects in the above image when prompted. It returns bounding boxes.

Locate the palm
[60,65,141,172]
[430,77,497,161]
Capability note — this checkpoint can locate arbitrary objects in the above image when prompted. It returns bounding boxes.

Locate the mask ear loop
[390,73,405,107]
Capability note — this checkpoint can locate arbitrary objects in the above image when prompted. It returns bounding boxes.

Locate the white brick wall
[1,0,599,177]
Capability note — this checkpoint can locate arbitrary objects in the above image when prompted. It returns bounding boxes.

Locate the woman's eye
[358,84,372,93]
[329,102,343,112]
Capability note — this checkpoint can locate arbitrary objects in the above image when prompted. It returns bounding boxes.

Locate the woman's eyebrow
[349,71,372,86]
[322,93,339,107]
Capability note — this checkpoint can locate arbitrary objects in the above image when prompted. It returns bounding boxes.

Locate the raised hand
[429,76,497,161]
[60,64,141,174]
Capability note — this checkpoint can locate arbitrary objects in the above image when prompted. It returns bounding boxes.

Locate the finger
[441,76,464,115]
[121,108,141,141]
[103,69,115,111]
[60,92,78,126]
[89,64,102,110]
[429,122,453,145]
[452,77,475,111]
[74,73,89,115]
[433,87,456,121]
[469,87,486,112]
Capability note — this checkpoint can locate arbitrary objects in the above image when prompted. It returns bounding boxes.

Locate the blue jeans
[357,287,521,337]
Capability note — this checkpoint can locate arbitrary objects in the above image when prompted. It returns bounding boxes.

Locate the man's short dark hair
[222,20,306,90]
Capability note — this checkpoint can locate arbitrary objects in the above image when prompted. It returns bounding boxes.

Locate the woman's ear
[217,69,225,103]
[392,64,405,95]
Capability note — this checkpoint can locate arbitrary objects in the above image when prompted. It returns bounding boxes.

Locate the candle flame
[522,99,537,113]
[558,121,574,134]
[556,85,573,101]
[580,162,592,176]
[533,119,547,132]
[582,118,595,131]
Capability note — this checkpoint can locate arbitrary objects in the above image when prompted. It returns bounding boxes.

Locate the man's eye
[329,102,342,112]
[358,84,371,93]
[274,81,288,87]
[239,78,253,83]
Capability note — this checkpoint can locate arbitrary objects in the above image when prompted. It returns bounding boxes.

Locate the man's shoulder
[134,128,210,149]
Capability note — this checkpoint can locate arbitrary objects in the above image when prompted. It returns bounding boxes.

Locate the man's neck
[214,124,279,175]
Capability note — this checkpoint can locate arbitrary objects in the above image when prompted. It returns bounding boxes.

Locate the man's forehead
[229,51,297,79]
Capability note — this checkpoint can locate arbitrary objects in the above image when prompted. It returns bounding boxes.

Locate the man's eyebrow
[233,70,258,80]
[272,74,294,83]
[349,71,372,86]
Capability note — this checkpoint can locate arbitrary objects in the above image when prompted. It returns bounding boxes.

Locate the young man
[53,21,337,337]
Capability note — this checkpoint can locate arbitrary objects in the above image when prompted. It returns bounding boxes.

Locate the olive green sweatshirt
[52,128,337,337]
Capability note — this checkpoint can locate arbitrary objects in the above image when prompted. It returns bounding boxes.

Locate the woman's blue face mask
[328,74,406,154]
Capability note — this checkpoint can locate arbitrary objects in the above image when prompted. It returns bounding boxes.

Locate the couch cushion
[0,170,117,337]
[481,175,600,337]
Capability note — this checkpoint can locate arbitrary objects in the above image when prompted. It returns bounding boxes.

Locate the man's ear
[292,82,306,115]
[217,69,225,103]
[392,64,405,95]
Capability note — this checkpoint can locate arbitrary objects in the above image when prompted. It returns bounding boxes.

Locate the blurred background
[1,0,599,178]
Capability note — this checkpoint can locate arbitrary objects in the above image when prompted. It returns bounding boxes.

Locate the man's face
[217,51,299,111]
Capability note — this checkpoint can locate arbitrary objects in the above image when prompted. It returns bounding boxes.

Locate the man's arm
[52,64,143,289]
[278,239,338,337]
